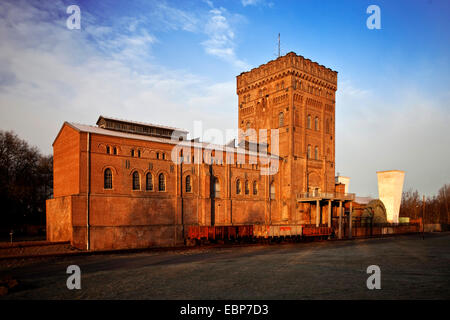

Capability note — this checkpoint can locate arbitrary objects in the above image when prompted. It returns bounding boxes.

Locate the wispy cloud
[202,8,248,69]
[0,0,238,154]
[241,0,274,8]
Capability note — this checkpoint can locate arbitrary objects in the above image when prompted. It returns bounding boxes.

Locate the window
[307,115,311,129]
[315,117,319,131]
[185,175,191,193]
[104,168,112,189]
[113,147,117,155]
[253,181,258,195]
[245,180,249,195]
[326,119,330,134]
[131,149,135,157]
[156,152,159,159]
[279,112,284,127]
[214,177,220,198]
[307,145,311,159]
[137,150,141,157]
[146,173,153,191]
[162,153,166,160]
[132,171,140,190]
[158,173,165,191]
[270,183,275,200]
[106,146,110,154]
[236,179,241,195]
[315,146,319,160]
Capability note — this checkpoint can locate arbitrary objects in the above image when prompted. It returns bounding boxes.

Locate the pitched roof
[55,122,279,159]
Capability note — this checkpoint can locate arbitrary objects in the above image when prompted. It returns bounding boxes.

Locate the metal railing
[296,192,355,201]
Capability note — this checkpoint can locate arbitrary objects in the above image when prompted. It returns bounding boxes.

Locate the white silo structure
[377,170,405,224]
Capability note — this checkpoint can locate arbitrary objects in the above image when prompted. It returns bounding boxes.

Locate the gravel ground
[1,233,449,300]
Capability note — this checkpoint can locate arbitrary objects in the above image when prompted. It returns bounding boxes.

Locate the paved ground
[1,233,449,299]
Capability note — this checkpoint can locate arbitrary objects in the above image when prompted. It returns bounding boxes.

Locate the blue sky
[0,0,449,197]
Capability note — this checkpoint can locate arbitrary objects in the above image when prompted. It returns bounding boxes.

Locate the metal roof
[97,115,189,133]
[62,122,280,159]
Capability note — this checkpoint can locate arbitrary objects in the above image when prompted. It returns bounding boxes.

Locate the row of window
[104,169,166,191]
[235,179,258,195]
[106,146,118,155]
[307,145,320,160]
[106,146,167,160]
[277,113,332,134]
[104,169,273,198]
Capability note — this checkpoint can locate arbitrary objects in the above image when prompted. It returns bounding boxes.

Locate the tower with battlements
[236,52,338,223]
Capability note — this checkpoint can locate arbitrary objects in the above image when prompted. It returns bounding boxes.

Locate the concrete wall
[377,170,405,223]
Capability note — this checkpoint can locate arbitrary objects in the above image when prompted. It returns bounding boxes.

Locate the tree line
[400,184,450,225]
[0,130,52,235]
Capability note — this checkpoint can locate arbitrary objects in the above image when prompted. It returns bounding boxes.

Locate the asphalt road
[1,233,449,299]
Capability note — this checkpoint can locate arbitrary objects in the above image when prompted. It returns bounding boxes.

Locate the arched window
[214,177,220,198]
[315,117,319,131]
[156,152,159,159]
[307,115,311,129]
[326,119,330,134]
[162,153,166,160]
[106,146,110,154]
[315,146,319,160]
[132,171,140,190]
[246,121,251,130]
[245,180,249,195]
[185,175,191,193]
[253,181,258,195]
[131,149,135,157]
[307,145,311,159]
[158,173,165,191]
[270,183,275,200]
[279,112,284,127]
[104,168,112,189]
[113,147,117,155]
[236,179,241,195]
[146,173,153,191]
[137,150,141,157]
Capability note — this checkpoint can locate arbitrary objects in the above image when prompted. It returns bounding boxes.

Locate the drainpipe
[86,132,91,251]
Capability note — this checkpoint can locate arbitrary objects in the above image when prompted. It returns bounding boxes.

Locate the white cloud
[0,0,238,155]
[202,8,248,69]
[241,0,274,8]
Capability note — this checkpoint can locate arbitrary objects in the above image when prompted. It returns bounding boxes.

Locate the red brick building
[46,52,354,250]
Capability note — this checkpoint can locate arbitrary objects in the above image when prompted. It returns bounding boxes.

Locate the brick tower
[236,52,338,223]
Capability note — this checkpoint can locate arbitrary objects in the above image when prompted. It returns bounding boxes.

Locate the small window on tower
[279,112,284,127]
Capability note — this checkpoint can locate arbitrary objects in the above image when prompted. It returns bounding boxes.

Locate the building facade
[46,52,354,250]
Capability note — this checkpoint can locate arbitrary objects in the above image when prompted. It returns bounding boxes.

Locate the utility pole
[443,185,449,225]
[422,195,425,240]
